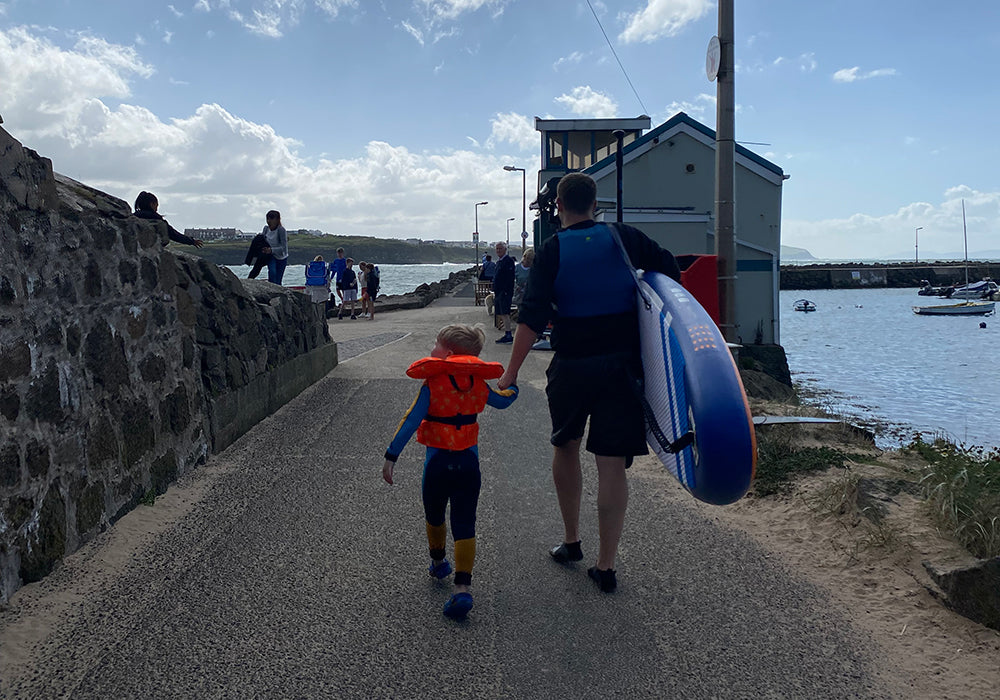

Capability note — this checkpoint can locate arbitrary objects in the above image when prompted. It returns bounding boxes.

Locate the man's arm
[498,324,536,390]
[621,225,680,281]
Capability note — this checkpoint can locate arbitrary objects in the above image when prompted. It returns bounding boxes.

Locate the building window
[546,132,565,168]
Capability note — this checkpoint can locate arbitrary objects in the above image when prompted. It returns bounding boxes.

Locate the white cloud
[0,26,537,240]
[783,188,1000,259]
[208,1,359,37]
[163,30,174,44]
[833,66,897,83]
[486,112,536,151]
[619,0,712,44]
[554,86,617,118]
[419,0,507,22]
[401,20,424,46]
[553,51,584,71]
[658,93,715,124]
[168,4,184,18]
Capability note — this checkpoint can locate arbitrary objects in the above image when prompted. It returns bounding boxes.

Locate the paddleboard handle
[667,431,695,454]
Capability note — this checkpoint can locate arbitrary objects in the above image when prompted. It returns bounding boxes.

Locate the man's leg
[594,455,628,571]
[552,439,583,544]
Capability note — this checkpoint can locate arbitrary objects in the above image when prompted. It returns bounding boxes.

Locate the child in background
[358,262,371,318]
[366,262,380,321]
[338,258,359,320]
[383,324,518,619]
[304,255,331,305]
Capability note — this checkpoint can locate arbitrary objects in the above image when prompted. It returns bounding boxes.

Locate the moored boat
[946,278,999,300]
[792,299,817,312]
[912,300,995,316]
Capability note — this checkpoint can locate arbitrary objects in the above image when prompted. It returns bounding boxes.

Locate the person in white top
[261,209,288,284]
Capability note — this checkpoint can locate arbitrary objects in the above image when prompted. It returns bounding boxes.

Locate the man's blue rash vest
[405,355,504,451]
[305,260,328,286]
[554,223,636,318]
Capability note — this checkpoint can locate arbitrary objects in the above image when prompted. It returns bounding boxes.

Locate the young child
[338,258,359,320]
[358,262,371,318]
[365,262,380,321]
[383,324,518,619]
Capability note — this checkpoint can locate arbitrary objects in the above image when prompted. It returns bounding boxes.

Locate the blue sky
[2,0,998,260]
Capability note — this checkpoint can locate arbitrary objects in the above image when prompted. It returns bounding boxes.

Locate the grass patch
[753,427,853,495]
[139,488,157,507]
[910,437,1000,559]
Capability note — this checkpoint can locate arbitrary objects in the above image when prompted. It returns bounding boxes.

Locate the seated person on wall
[132,191,204,248]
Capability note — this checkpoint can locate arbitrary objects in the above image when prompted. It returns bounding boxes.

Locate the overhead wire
[585,0,649,115]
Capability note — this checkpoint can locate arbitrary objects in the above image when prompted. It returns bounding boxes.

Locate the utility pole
[714,0,738,343]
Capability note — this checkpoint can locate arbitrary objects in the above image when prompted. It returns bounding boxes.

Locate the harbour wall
[780,262,1000,290]
[0,128,337,604]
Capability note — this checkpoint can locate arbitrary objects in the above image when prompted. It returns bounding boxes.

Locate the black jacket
[244,233,273,279]
[133,209,200,246]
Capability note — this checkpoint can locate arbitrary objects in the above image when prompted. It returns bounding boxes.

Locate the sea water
[224,262,473,298]
[779,288,999,450]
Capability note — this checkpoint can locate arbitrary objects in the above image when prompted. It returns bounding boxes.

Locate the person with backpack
[304,255,331,305]
[338,258,359,320]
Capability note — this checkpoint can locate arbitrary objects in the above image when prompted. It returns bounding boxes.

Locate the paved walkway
[0,284,888,698]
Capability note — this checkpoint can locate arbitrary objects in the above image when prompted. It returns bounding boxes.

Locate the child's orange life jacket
[406,355,504,451]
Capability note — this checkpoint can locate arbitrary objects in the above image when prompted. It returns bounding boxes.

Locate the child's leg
[422,451,450,566]
[447,449,482,593]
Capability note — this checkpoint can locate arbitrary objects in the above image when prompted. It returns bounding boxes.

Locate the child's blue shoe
[443,592,473,619]
[428,560,452,579]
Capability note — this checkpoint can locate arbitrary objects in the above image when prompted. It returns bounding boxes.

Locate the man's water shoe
[588,566,618,593]
[549,541,583,564]
[443,592,474,619]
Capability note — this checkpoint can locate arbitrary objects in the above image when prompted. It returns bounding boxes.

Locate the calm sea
[223,262,473,298]
[780,288,999,450]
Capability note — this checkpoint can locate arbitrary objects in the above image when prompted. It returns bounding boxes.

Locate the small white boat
[792,299,817,312]
[946,279,999,299]
[912,300,995,316]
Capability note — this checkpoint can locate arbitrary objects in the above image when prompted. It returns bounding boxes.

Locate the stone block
[5,496,33,530]
[25,439,50,478]
[86,416,119,468]
[66,324,81,356]
[0,384,19,420]
[139,355,167,383]
[118,260,138,286]
[159,385,191,435]
[126,307,149,339]
[24,359,64,424]
[0,341,30,380]
[75,479,104,534]
[120,402,154,468]
[0,443,21,488]
[150,450,177,496]
[19,485,66,583]
[924,557,1000,631]
[84,322,130,392]
[83,256,102,297]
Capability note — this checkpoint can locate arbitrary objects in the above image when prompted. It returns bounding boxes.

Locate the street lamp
[475,201,488,271]
[915,226,923,263]
[503,164,527,253]
[506,217,515,246]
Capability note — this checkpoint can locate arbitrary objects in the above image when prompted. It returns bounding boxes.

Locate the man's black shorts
[494,290,513,316]
[545,352,648,457]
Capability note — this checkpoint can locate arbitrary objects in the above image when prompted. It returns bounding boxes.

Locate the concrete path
[0,284,888,698]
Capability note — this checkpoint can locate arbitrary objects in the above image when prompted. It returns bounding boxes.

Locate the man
[491,241,516,344]
[497,173,680,593]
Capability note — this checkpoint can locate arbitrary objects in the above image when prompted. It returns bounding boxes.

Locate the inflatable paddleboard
[636,271,756,505]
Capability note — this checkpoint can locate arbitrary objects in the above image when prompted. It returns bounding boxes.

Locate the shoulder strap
[607,223,651,310]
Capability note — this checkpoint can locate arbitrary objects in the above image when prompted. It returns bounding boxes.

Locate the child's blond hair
[437,324,485,356]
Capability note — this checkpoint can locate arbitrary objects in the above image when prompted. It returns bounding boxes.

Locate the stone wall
[0,128,336,604]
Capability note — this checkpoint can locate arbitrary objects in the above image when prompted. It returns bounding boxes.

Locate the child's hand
[382,459,395,485]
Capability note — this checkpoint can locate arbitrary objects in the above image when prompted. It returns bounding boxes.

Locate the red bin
[677,254,719,326]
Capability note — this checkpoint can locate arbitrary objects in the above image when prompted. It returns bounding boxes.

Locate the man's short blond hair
[437,324,485,356]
